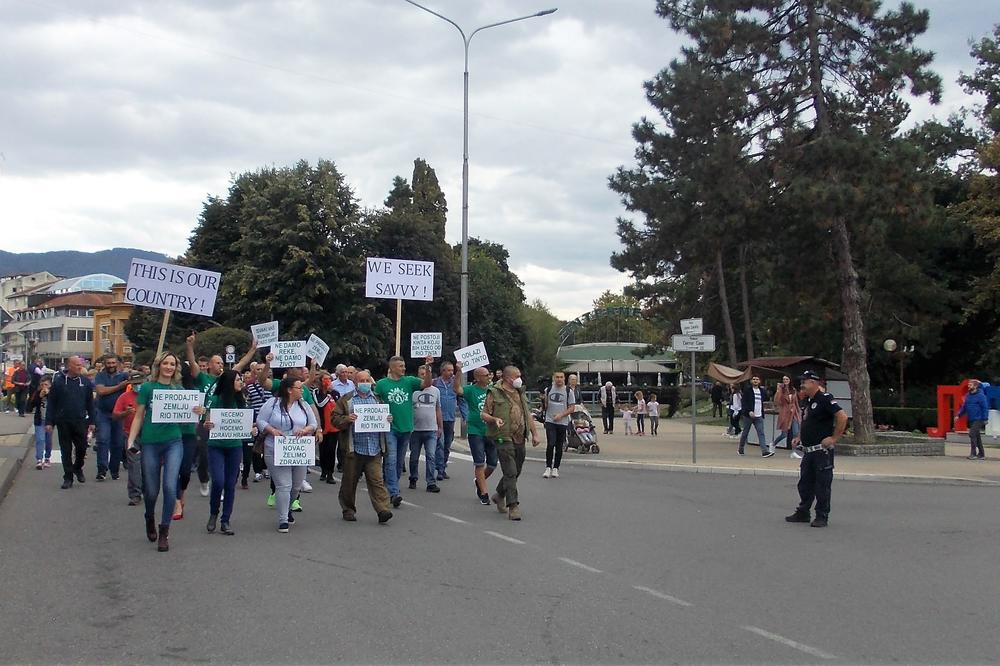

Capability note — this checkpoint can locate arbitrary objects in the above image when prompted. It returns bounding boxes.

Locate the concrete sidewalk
[0,411,34,503]
[456,418,1000,486]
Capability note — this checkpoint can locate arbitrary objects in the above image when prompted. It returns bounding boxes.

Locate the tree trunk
[738,245,755,361]
[831,217,875,444]
[714,248,739,365]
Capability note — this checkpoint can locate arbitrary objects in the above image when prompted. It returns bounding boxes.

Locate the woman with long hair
[126,351,198,552]
[28,375,53,468]
[256,376,317,533]
[772,375,801,449]
[172,361,200,521]
[202,369,247,535]
[727,384,743,439]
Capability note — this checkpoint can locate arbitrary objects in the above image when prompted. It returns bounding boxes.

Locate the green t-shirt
[375,375,423,433]
[268,378,315,405]
[204,393,245,448]
[136,381,184,445]
[462,383,490,437]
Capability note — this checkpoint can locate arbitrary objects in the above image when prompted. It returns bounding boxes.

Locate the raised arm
[185,333,198,371]
[233,337,258,372]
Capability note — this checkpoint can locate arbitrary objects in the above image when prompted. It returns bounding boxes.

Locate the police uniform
[788,387,842,526]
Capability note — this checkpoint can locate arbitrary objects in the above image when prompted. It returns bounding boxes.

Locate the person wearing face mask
[481,365,541,521]
[957,379,990,460]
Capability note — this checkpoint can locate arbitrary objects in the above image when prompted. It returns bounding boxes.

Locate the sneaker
[762,451,775,458]
[325,476,337,484]
[291,498,303,512]
[200,482,209,497]
[551,468,560,478]
[977,455,986,460]
[543,467,551,478]
[75,470,85,483]
[426,485,440,493]
[35,460,43,470]
[43,459,51,468]
[479,492,491,506]
[254,473,263,482]
[278,523,289,533]
[785,511,811,523]
[408,479,417,490]
[342,512,357,522]
[391,495,402,508]
[378,511,393,524]
[810,517,828,528]
[300,479,313,493]
[266,493,276,508]
[737,450,745,456]
[128,497,140,506]
[111,473,119,480]
[508,504,522,521]
[967,455,979,460]
[441,471,450,480]
[286,512,296,525]
[96,473,106,482]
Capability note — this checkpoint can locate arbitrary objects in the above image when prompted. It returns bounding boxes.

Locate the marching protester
[482,365,540,521]
[126,351,200,552]
[542,371,576,479]
[315,373,341,484]
[173,361,202,520]
[409,364,442,492]
[45,356,96,489]
[242,363,271,486]
[28,375,53,469]
[739,376,773,456]
[256,377,318,533]
[456,363,497,505]
[647,393,660,436]
[112,372,146,506]
[331,364,355,398]
[786,371,847,528]
[433,361,460,481]
[93,354,129,481]
[202,369,248,535]
[331,370,393,523]
[958,378,989,460]
[772,375,801,449]
[599,381,617,434]
[374,355,433,508]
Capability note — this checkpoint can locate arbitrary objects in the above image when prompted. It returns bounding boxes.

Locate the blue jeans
[34,424,52,461]
[208,446,241,522]
[177,432,199,497]
[141,439,183,526]
[382,430,411,496]
[435,420,455,475]
[95,410,124,475]
[467,434,498,469]
[739,415,768,453]
[773,419,801,448]
[409,430,438,487]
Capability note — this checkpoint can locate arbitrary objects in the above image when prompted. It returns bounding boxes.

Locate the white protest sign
[251,321,279,348]
[353,403,391,433]
[208,409,254,440]
[274,436,315,466]
[305,334,330,366]
[365,257,434,302]
[150,390,203,424]
[270,341,307,368]
[124,258,221,316]
[454,341,490,372]
[411,332,443,358]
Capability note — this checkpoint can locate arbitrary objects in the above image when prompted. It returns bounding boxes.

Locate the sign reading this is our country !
[410,332,442,358]
[208,409,254,440]
[150,390,203,424]
[270,341,307,368]
[124,258,221,316]
[305,334,330,366]
[274,436,315,466]
[251,321,279,348]
[454,342,490,372]
[365,257,435,301]
[353,403,391,433]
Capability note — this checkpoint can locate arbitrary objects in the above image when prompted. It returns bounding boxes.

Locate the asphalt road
[0,442,998,665]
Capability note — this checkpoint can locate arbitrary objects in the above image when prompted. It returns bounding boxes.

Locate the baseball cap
[798,370,821,381]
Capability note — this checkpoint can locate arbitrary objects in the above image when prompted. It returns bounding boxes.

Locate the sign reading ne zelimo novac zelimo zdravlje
[365,257,435,301]
[274,436,315,466]
[124,258,221,316]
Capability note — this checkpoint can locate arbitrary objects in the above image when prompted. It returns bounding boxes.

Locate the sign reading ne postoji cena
[305,334,330,366]
[150,390,203,424]
[353,403,390,433]
[454,342,490,372]
[270,341,307,368]
[208,409,254,440]
[124,258,221,316]
[365,257,435,302]
[274,436,315,466]
[251,321,279,348]
[410,332,443,358]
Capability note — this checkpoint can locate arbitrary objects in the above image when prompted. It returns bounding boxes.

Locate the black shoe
[146,516,158,542]
[286,512,296,525]
[60,479,73,490]
[342,512,357,522]
[785,511,811,523]
[426,485,440,493]
[811,517,828,528]
[220,522,234,535]
[111,473,120,480]
[378,511,393,524]
[207,514,218,533]
[319,473,328,482]
[391,495,402,508]
[737,450,745,456]
[75,470,85,483]
[479,491,491,505]
[96,473,106,482]
[326,476,337,484]
[408,479,417,490]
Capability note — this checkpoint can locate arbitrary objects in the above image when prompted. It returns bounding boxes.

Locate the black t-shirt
[799,391,843,447]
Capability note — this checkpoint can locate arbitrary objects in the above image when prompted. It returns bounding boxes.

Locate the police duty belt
[796,444,829,454]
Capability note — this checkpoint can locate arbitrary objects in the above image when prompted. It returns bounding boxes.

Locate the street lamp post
[401,1,557,349]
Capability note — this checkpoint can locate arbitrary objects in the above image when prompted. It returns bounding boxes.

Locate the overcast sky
[0,0,995,319]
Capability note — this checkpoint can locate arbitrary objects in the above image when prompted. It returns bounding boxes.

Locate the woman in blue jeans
[202,369,247,535]
[127,351,200,552]
[29,376,53,468]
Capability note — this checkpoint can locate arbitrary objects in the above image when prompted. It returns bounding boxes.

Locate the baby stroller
[566,410,599,454]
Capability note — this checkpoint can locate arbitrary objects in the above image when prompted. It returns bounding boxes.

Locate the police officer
[785,371,847,528]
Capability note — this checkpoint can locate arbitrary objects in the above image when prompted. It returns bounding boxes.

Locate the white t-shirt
[635,399,646,415]
[411,385,441,432]
[622,408,634,421]
[647,400,660,417]
[752,387,763,418]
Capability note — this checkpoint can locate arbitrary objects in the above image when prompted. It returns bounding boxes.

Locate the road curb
[0,423,34,505]
[450,442,1000,487]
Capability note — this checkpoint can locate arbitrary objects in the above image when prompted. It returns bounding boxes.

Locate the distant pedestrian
[28,376,53,469]
[710,382,726,418]
[11,361,30,417]
[647,393,660,436]
[739,376,773,457]
[727,384,742,438]
[785,371,847,528]
[772,375,801,449]
[482,365,540,521]
[958,379,989,461]
[30,357,48,394]
[599,381,617,434]
[634,391,647,436]
[45,356,96,489]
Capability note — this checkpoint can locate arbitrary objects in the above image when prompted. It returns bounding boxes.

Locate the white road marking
[558,557,603,573]
[448,451,475,462]
[632,585,693,607]
[484,530,526,545]
[401,500,422,508]
[741,626,837,660]
[433,512,467,524]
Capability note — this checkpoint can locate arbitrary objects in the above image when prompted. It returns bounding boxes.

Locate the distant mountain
[0,248,173,283]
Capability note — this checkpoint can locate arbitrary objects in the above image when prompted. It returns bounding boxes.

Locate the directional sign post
[672,332,717,463]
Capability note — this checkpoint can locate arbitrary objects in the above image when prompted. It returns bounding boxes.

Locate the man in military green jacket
[482,365,540,521]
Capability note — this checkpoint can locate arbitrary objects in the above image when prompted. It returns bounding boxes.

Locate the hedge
[873,407,937,432]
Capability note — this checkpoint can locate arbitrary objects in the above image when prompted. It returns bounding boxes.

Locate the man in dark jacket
[958,379,990,460]
[739,375,773,457]
[11,361,31,417]
[46,356,96,489]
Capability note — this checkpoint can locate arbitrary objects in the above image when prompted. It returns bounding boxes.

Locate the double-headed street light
[401,1,557,349]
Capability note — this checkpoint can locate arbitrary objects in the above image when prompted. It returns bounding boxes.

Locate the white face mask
[511,378,523,390]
